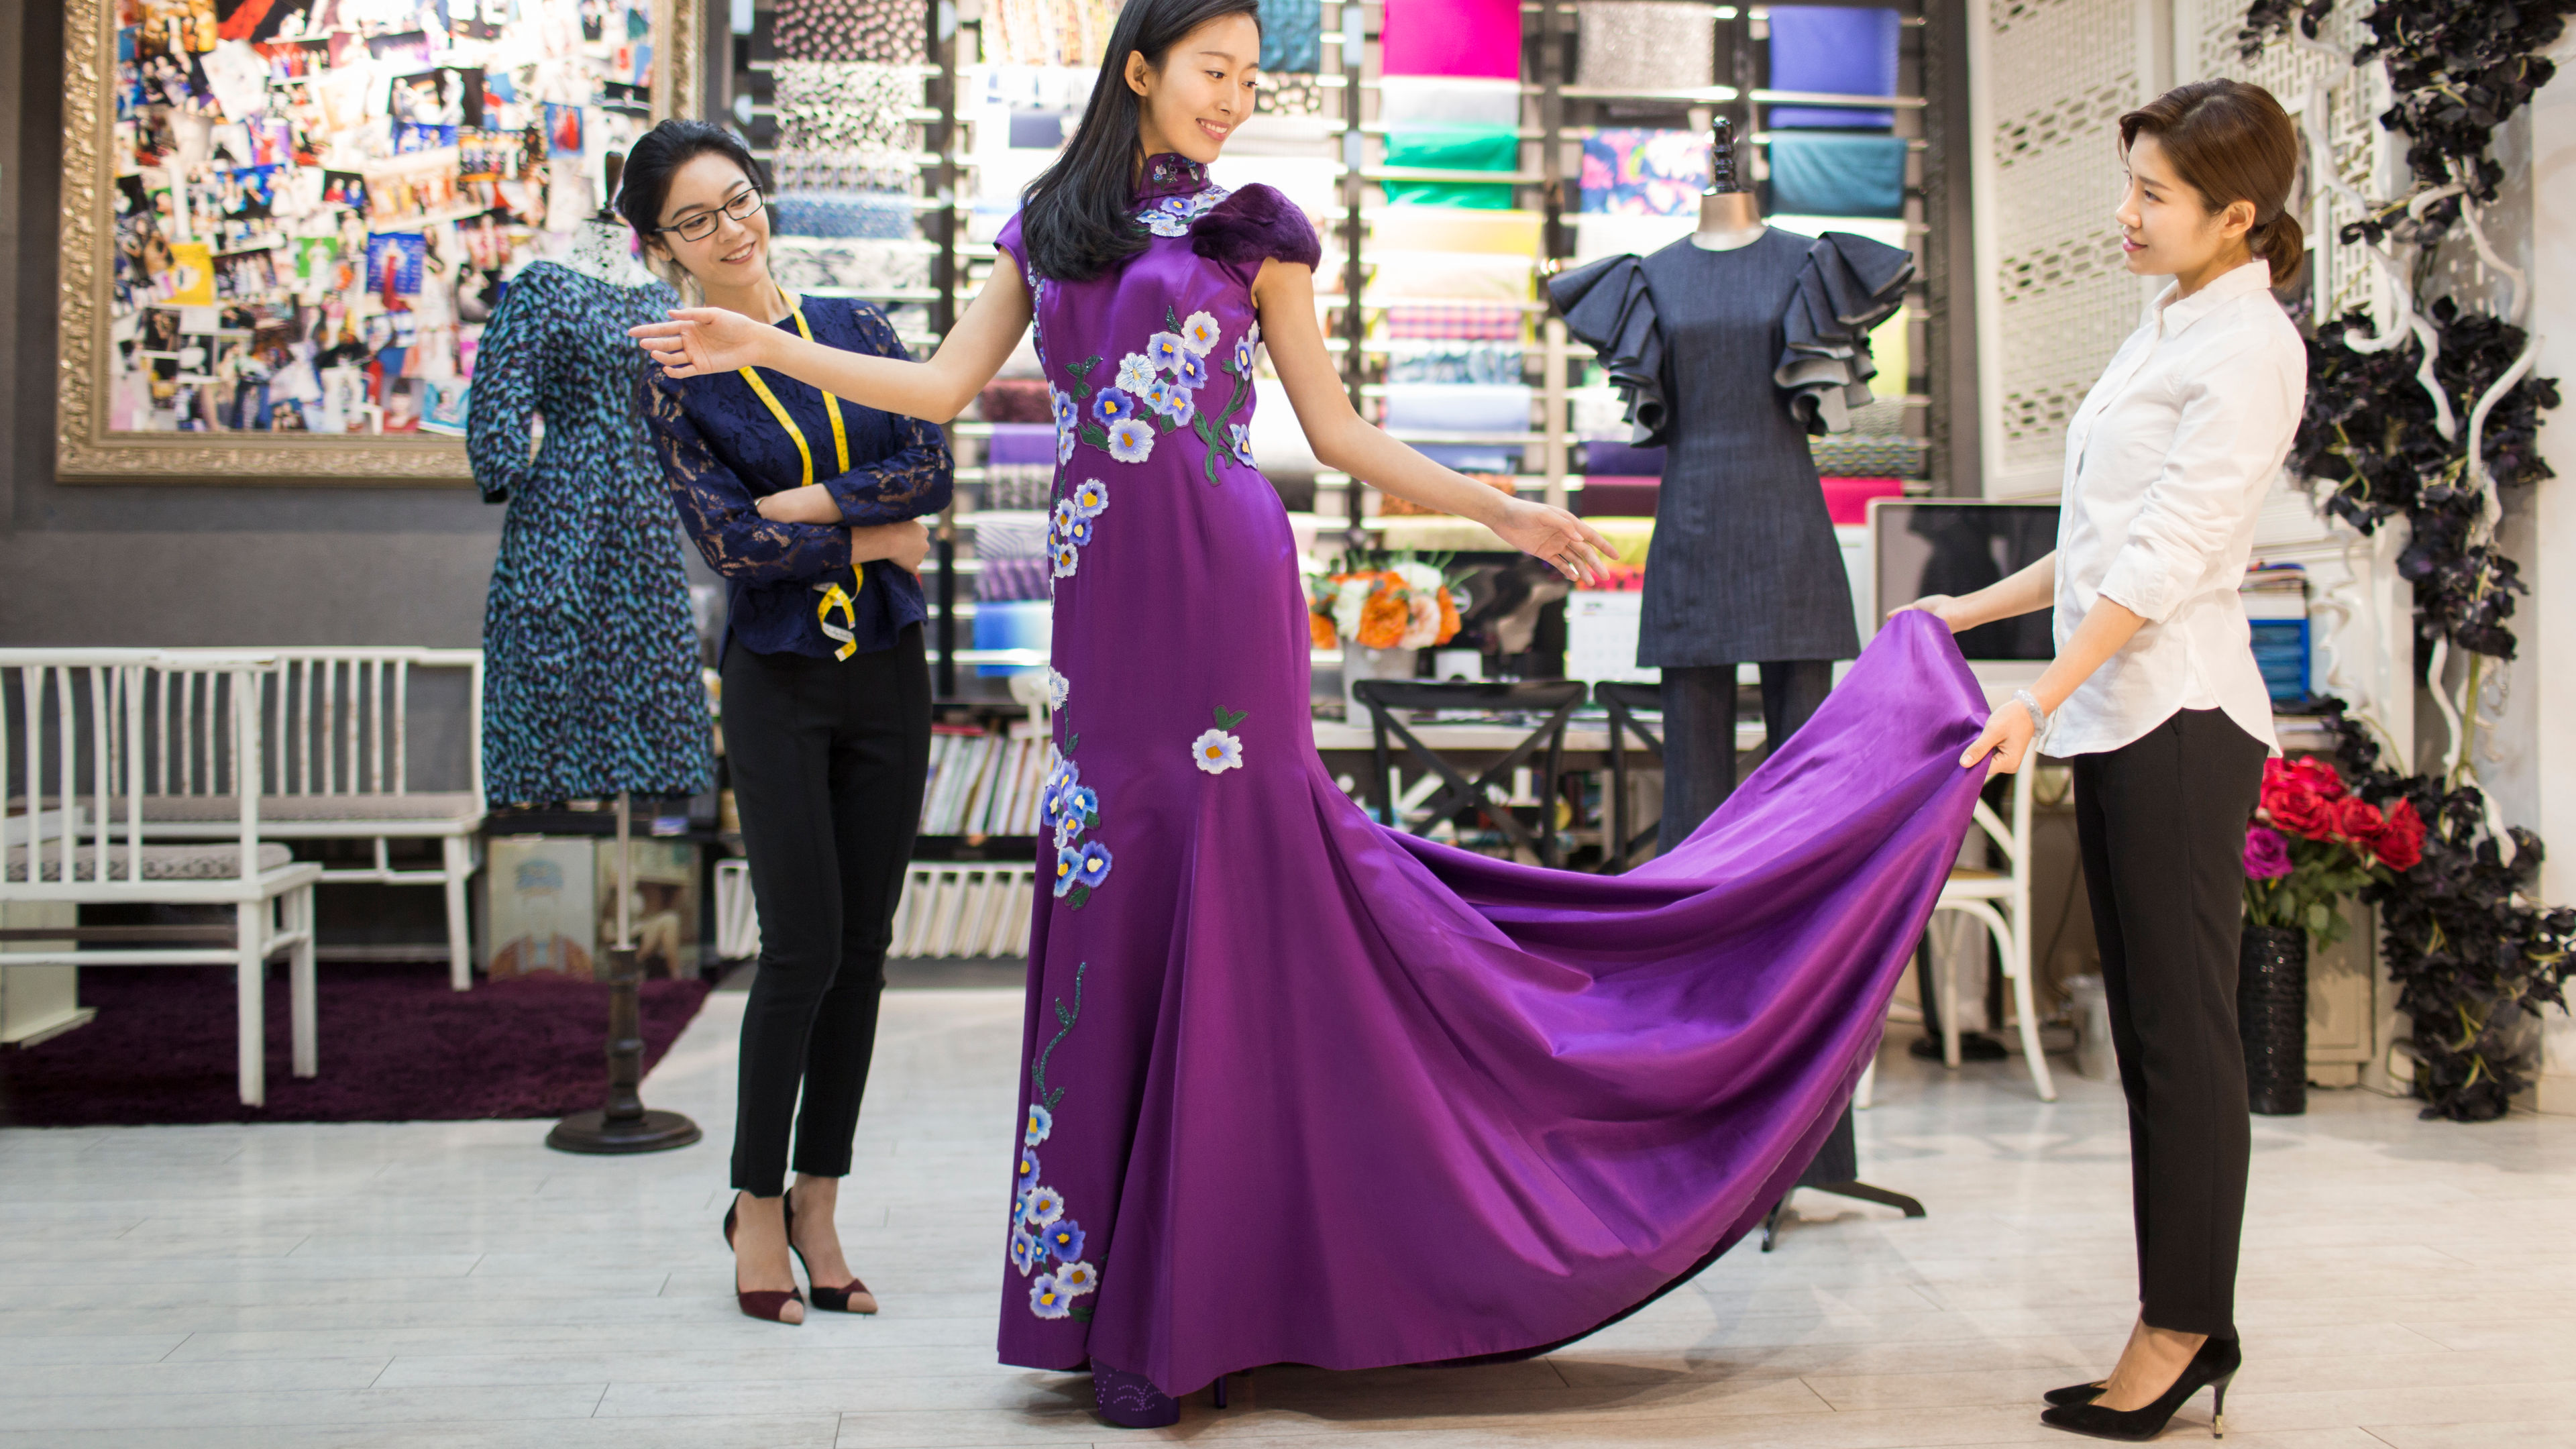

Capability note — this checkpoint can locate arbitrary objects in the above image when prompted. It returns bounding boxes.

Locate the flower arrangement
[2243,756,2424,945]
[1307,549,1463,651]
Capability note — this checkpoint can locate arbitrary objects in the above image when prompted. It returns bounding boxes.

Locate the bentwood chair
[1352,680,1589,868]
[1929,764,2056,1101]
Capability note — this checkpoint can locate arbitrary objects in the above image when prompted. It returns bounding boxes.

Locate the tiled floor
[3,981,2573,1448]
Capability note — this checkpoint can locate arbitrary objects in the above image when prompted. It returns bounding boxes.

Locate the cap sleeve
[1776,230,1915,435]
[994,209,1033,292]
[1546,253,1666,447]
[1189,184,1323,285]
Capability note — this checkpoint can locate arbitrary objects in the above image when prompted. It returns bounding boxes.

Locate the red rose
[2331,796,2385,845]
[2265,755,2346,802]
[2371,798,2426,871]
[2263,784,2335,840]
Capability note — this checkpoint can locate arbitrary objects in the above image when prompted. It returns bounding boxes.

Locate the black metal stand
[1760,1179,1927,1252]
[548,794,702,1155]
[1758,1099,1925,1251]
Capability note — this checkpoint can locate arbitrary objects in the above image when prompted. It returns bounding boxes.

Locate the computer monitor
[1868,498,2060,662]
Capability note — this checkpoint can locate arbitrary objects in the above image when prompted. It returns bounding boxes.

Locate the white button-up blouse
[2046,260,2306,758]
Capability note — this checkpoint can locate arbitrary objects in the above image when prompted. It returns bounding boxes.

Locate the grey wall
[3,0,511,650]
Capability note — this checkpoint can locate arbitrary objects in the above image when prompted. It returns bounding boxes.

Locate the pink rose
[2241,825,2294,881]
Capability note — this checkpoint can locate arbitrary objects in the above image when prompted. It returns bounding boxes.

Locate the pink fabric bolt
[1381,0,1522,77]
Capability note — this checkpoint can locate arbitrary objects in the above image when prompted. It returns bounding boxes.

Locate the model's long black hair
[1018,0,1261,282]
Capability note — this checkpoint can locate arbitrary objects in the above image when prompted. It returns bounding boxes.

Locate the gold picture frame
[56,0,697,484]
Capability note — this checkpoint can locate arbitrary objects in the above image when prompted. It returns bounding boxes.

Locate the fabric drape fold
[1778,230,1916,433]
[1546,252,1668,445]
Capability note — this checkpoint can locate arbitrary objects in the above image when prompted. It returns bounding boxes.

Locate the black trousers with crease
[722,625,931,1197]
[2072,707,2269,1337]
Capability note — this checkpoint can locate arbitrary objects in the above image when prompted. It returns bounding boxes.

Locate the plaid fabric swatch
[1381,303,1526,341]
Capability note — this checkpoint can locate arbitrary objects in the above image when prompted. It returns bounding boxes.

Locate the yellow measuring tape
[739,289,863,659]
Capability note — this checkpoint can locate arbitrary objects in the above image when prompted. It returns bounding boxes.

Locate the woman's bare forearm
[2031,596,2145,715]
[744,258,1036,423]
[1309,413,1514,528]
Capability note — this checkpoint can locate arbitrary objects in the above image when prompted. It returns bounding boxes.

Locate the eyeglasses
[656,189,765,244]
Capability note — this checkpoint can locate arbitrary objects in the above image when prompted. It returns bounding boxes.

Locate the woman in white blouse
[1900,79,2307,1442]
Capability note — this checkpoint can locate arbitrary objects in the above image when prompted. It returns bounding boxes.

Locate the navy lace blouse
[644,295,953,659]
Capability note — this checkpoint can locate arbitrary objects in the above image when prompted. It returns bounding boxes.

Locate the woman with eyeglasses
[618,119,951,1326]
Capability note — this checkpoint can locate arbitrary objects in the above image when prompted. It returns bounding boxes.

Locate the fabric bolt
[1381,124,1524,209]
[1813,433,1927,478]
[1256,72,1329,117]
[1574,211,1696,262]
[768,238,930,296]
[983,0,1123,67]
[464,262,713,804]
[981,379,1057,423]
[1368,208,1542,255]
[1009,109,1073,148]
[1575,1,1717,92]
[1819,476,1905,525]
[2073,707,2269,1336]
[645,295,953,660]
[1368,249,1534,303]
[1866,308,1911,399]
[1574,476,1660,517]
[1845,393,1912,436]
[1551,228,1915,665]
[1386,342,1527,386]
[1767,5,1900,129]
[1258,0,1322,72]
[1381,0,1522,77]
[1377,75,1523,127]
[1766,133,1909,220]
[1381,302,1527,341]
[1585,434,1666,476]
[986,422,1059,466]
[2047,260,2302,759]
[724,629,930,1197]
[770,190,918,239]
[773,154,924,195]
[977,555,1055,600]
[985,151,1986,1400]
[1580,129,1711,215]
[774,0,928,62]
[774,61,923,154]
[975,511,1053,559]
[1381,382,1532,474]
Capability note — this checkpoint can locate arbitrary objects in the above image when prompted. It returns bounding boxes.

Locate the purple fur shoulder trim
[1189,184,1323,270]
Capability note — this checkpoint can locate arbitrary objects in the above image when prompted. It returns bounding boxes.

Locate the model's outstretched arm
[630,252,1038,424]
[1252,258,1615,586]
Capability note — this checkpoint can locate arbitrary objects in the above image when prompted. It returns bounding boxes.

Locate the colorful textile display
[1574,1,1717,92]
[1767,6,1901,128]
[775,0,928,62]
[769,191,916,239]
[1380,303,1527,341]
[1386,342,1528,386]
[768,238,929,295]
[1381,0,1521,77]
[773,61,924,191]
[1257,0,1324,72]
[1766,134,1909,219]
[982,0,1124,66]
[1381,124,1522,208]
[1580,129,1713,215]
[1376,76,1522,127]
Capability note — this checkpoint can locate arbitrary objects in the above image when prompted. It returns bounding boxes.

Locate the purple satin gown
[992,155,1986,1407]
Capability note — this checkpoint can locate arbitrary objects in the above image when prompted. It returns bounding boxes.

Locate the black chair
[1352,680,1589,869]
[1595,681,1664,874]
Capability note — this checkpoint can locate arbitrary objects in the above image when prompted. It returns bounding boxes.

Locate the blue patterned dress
[466,261,716,805]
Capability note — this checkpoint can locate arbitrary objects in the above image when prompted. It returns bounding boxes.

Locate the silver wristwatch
[2012,688,2051,740]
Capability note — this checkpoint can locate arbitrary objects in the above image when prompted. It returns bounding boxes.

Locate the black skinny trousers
[1658,660,1834,853]
[2072,708,2268,1338]
[723,626,930,1197]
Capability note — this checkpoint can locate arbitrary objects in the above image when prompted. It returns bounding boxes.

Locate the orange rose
[1434,586,1461,645]
[1356,584,1411,649]
[1309,611,1338,649]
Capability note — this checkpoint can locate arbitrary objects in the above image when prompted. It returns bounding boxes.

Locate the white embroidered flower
[1053,498,1081,535]
[1180,311,1221,356]
[1191,728,1244,775]
[1105,418,1155,464]
[1045,668,1070,711]
[1055,1259,1099,1295]
[1114,353,1159,395]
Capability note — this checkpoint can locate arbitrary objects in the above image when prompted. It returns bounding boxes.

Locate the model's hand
[1892,594,1974,632]
[756,484,838,525]
[855,520,932,576]
[1492,498,1617,586]
[629,307,773,378]
[1960,699,2037,775]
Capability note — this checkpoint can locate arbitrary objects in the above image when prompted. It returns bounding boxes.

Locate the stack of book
[920,722,1051,839]
[2242,563,2310,704]
[889,865,1037,958]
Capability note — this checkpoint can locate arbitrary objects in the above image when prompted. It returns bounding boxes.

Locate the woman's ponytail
[2249,208,2305,288]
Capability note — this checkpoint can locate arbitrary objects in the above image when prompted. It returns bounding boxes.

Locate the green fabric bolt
[1381,123,1521,209]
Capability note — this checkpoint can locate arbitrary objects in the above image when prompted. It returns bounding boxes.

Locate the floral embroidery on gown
[991,154,1992,1400]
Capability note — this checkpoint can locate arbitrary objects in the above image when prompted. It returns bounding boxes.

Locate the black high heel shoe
[783,1189,879,1314]
[2039,1336,2242,1441]
[2043,1381,2106,1408]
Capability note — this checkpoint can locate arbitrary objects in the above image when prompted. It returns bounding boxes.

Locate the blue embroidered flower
[1065,785,1098,823]
[1053,498,1080,535]
[1029,1272,1076,1318]
[1146,331,1188,370]
[1024,1102,1054,1144]
[1150,380,1195,427]
[1056,1258,1099,1295]
[1067,514,1096,549]
[1043,748,1077,797]
[1227,422,1256,469]
[1191,727,1244,775]
[1044,668,1071,712]
[1044,1218,1088,1263]
[1114,353,1159,394]
[1232,329,1256,376]
[1106,419,1155,463]
[1009,1227,1043,1276]
[1017,1146,1042,1187]
[1181,311,1222,356]
[1051,387,1076,464]
[1051,539,1081,578]
[1043,784,1081,846]
[1091,388,1138,428]
[1070,477,1110,517]
[1073,840,1113,889]
[1053,845,1085,898]
[1172,351,1212,391]
[1019,1185,1065,1229]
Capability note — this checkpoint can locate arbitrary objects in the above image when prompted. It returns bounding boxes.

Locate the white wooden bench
[3,651,323,1107]
[151,648,486,990]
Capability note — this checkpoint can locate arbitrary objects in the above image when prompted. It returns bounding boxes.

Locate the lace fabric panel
[774,0,927,63]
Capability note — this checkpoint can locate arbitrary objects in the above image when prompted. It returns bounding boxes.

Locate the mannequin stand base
[547,1108,703,1155]
[1760,1181,1927,1252]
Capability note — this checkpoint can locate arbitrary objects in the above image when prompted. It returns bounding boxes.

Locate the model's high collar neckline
[1134,152,1211,203]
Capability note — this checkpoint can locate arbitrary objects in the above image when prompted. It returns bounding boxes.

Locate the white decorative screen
[1969,0,2150,496]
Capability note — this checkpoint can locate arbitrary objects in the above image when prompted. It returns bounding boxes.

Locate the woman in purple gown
[637,0,1992,1426]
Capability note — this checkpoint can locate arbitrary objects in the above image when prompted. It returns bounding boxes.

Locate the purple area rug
[0,964,713,1127]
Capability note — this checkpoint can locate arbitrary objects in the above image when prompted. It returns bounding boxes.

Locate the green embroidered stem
[1030,961,1087,1110]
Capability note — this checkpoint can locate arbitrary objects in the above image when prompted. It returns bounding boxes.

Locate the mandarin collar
[1134,152,1212,204]
[2153,258,2273,337]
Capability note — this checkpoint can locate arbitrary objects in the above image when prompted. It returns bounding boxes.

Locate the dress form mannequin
[558,152,659,289]
[1690,118,1767,252]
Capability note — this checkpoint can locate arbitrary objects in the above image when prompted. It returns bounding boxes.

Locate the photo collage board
[106,0,663,438]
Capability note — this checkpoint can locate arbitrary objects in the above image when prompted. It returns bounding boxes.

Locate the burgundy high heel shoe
[784,1189,879,1314]
[721,1197,805,1324]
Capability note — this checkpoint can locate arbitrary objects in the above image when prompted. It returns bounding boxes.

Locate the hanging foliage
[2237,0,2570,1118]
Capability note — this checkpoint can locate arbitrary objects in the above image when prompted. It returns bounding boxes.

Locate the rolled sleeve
[2092,331,2298,623]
